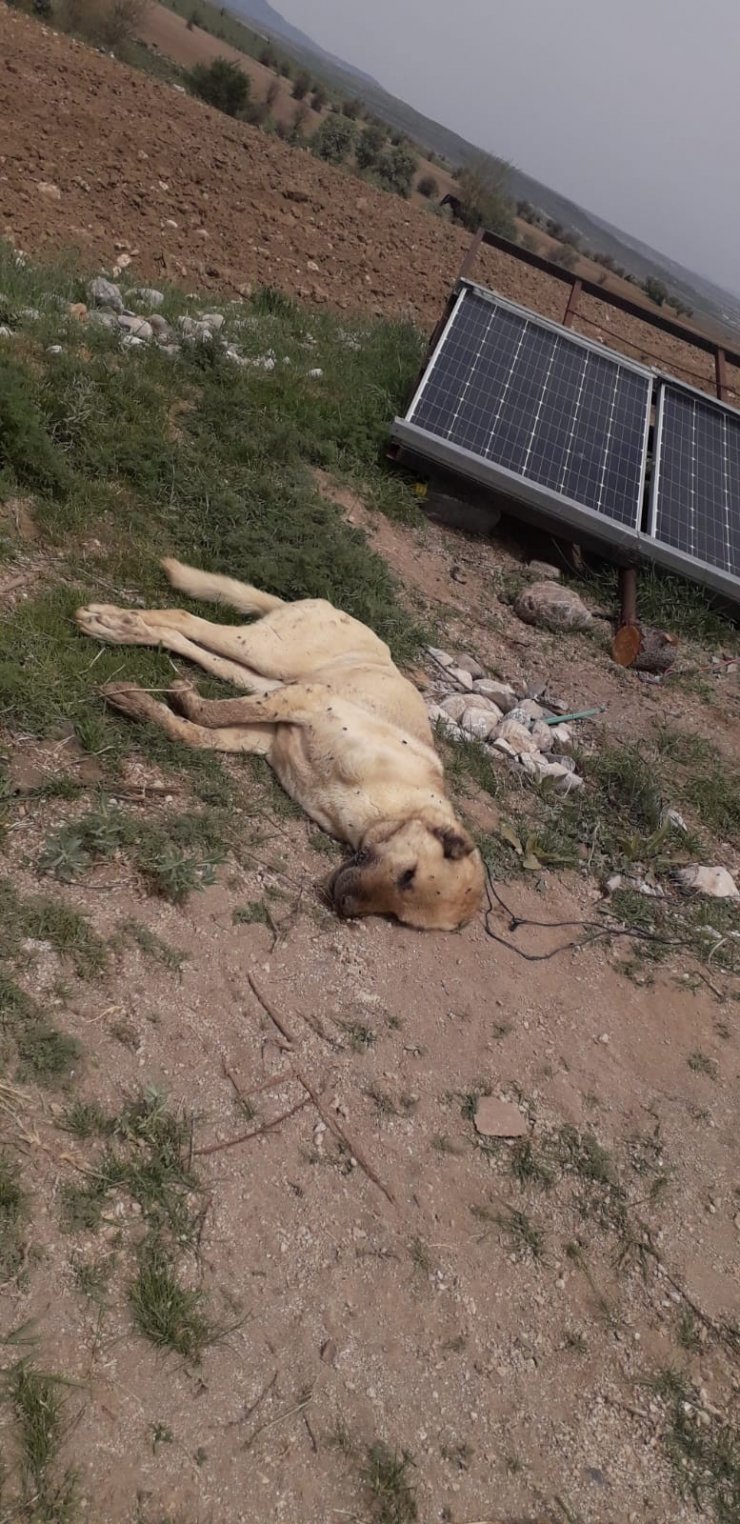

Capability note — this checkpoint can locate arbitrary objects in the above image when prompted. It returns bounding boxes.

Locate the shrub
[292,70,312,100]
[311,84,328,111]
[644,276,668,306]
[60,0,149,46]
[189,57,250,117]
[417,173,439,199]
[186,7,199,28]
[375,144,418,199]
[341,98,362,119]
[291,101,310,140]
[520,230,541,255]
[265,78,279,108]
[355,122,386,171]
[260,45,277,68]
[34,0,53,15]
[551,243,578,270]
[312,114,356,164]
[456,154,517,238]
[278,59,292,79]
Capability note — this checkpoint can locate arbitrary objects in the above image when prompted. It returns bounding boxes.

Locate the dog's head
[327,814,484,931]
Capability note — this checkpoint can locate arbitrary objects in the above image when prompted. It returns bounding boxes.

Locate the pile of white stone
[426,647,584,795]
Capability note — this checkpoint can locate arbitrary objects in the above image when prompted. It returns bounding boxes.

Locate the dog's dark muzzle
[327,848,376,917]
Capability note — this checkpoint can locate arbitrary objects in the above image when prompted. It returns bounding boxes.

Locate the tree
[341,98,362,119]
[355,122,386,171]
[292,70,312,100]
[417,173,439,199]
[311,115,356,164]
[551,244,578,271]
[457,154,517,238]
[311,84,327,111]
[189,57,250,117]
[644,276,668,306]
[375,144,418,198]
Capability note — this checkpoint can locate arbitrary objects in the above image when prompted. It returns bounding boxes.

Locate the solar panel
[394,282,653,549]
[648,382,740,594]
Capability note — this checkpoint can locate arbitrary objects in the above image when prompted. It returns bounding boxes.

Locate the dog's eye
[397,867,416,889]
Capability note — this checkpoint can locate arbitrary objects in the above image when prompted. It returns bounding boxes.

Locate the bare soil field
[0,13,739,1524]
[2,9,737,401]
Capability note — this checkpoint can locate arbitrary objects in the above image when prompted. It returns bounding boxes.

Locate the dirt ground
[1,8,738,402]
[2,501,739,1524]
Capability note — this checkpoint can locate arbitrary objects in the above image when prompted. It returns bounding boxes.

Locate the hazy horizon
[273,0,740,300]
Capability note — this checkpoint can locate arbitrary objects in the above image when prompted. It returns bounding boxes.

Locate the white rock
[549,723,573,751]
[0,325,13,338]
[527,560,561,579]
[531,756,570,781]
[495,718,540,755]
[131,287,164,307]
[454,654,485,679]
[506,705,534,728]
[440,694,471,722]
[557,772,584,794]
[87,310,118,330]
[675,866,739,900]
[20,307,40,320]
[514,580,593,632]
[492,737,518,760]
[473,678,517,712]
[447,666,475,692]
[118,315,153,340]
[308,367,323,378]
[531,720,554,753]
[427,704,463,738]
[519,752,540,776]
[88,276,124,312]
[552,753,576,773]
[519,698,546,722]
[460,707,500,741]
[46,344,63,354]
[664,807,688,833]
[121,334,145,348]
[427,647,455,669]
[200,312,225,331]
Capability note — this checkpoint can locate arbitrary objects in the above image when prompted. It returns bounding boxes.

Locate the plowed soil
[2,8,737,399]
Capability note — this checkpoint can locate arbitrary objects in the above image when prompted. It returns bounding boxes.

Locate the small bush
[644,275,668,306]
[311,84,328,111]
[265,78,279,108]
[375,144,418,199]
[278,59,292,79]
[341,98,362,119]
[551,244,578,271]
[417,173,439,199]
[312,114,356,164]
[520,230,541,255]
[292,70,312,100]
[189,57,250,117]
[260,44,277,67]
[356,122,386,171]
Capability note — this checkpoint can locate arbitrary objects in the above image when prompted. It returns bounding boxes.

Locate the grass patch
[652,1370,740,1523]
[0,878,107,979]
[129,1238,214,1362]
[40,805,228,905]
[116,918,185,971]
[0,1153,26,1283]
[59,1091,198,1240]
[363,1442,418,1524]
[2,1361,78,1522]
[0,240,423,789]
[0,972,80,1086]
[232,900,270,926]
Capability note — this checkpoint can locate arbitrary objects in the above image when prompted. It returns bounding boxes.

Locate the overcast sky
[276,0,740,297]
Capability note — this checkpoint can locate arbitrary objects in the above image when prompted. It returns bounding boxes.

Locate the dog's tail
[161,558,285,616]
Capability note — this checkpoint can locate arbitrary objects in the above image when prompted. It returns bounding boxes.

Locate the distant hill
[225,0,380,88]
[222,0,740,337]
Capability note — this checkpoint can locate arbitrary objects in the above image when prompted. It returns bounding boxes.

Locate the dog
[76,559,484,930]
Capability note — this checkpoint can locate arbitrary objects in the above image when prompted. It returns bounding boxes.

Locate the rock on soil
[474,1096,528,1138]
[514,581,594,633]
[675,865,739,899]
[88,275,124,312]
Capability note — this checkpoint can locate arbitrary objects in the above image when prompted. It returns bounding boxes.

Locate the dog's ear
[431,824,475,861]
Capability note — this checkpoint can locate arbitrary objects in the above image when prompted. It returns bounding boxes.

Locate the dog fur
[76,559,484,930]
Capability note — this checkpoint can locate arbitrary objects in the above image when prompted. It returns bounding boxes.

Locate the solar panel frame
[645,377,740,602]
[394,281,654,555]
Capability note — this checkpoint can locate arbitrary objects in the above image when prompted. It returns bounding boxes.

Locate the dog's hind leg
[75,605,281,693]
[101,684,274,755]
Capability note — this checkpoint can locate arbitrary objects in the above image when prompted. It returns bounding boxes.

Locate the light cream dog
[76,559,484,930]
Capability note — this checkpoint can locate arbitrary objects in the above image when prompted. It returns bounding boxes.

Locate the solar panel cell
[651,384,740,580]
[407,286,652,532]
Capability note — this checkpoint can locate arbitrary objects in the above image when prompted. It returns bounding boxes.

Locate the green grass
[0,972,81,1086]
[0,1153,26,1283]
[0,878,107,979]
[40,804,228,905]
[576,563,739,650]
[652,1370,740,1523]
[60,1091,198,1238]
[0,241,425,815]
[363,1443,418,1524]
[129,1238,215,1361]
[2,1361,78,1522]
